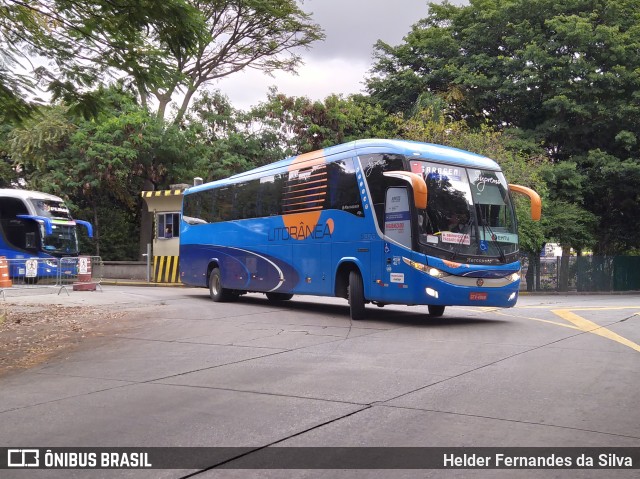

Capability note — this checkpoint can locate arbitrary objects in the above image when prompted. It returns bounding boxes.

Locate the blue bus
[0,189,93,278]
[179,139,540,319]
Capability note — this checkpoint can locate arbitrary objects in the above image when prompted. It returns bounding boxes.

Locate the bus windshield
[411,160,518,261]
[41,223,79,256]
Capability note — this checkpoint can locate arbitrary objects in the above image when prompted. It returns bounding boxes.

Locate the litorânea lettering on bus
[268,222,333,241]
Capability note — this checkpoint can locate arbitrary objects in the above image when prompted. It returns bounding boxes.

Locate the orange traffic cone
[0,256,12,288]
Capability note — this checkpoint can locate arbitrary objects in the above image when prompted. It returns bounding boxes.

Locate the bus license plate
[470,292,488,301]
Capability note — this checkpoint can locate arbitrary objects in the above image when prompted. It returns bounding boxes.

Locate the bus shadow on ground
[189,292,506,327]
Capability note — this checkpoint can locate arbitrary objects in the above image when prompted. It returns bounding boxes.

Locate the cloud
[213,57,370,110]
[208,0,469,110]
[298,0,432,61]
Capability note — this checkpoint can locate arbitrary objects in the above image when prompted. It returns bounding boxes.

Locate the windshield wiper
[477,208,506,263]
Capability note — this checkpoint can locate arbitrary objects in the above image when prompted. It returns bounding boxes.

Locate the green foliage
[581,149,640,254]
[75,203,140,260]
[368,0,640,160]
[541,200,597,252]
[6,87,202,258]
[0,123,20,187]
[8,106,77,173]
[1,0,206,122]
[183,91,276,181]
[367,0,640,254]
[247,88,399,155]
[144,0,325,122]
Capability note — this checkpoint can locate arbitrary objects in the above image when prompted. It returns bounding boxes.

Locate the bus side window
[358,153,405,230]
[258,173,284,217]
[236,180,259,220]
[326,159,363,216]
[214,187,233,222]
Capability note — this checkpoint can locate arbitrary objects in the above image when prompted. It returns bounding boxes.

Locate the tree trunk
[526,253,536,292]
[173,85,198,124]
[92,202,100,257]
[139,180,154,260]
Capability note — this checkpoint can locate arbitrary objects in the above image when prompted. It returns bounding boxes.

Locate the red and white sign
[441,232,470,245]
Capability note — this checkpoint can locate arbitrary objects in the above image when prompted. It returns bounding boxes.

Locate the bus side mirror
[509,184,541,221]
[16,214,53,235]
[75,220,94,238]
[383,171,428,209]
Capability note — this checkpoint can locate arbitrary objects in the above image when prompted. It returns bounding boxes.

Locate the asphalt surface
[1,286,639,478]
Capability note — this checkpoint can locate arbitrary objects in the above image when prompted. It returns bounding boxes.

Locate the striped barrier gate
[153,256,180,283]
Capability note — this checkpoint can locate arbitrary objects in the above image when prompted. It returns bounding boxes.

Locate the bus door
[293,240,331,295]
[381,187,413,290]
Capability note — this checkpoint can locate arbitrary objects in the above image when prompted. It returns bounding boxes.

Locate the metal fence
[521,256,640,292]
[0,256,103,296]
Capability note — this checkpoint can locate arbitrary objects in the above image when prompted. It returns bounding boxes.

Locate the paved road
[1,286,639,478]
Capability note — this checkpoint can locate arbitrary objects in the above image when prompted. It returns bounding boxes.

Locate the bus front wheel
[348,270,366,320]
[209,267,236,302]
[428,305,445,317]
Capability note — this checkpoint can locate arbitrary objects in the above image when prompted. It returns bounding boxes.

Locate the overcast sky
[214,0,467,111]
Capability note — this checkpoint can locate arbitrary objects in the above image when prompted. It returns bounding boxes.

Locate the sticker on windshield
[424,166,462,182]
[480,231,518,243]
[441,232,471,245]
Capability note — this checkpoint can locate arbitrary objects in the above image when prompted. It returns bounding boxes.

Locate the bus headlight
[508,272,520,283]
[403,257,450,278]
[427,267,449,278]
[426,288,439,298]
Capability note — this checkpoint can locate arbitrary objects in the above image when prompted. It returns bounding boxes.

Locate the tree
[539,161,597,290]
[8,88,200,258]
[0,0,205,121]
[581,150,640,255]
[183,90,282,181]
[137,0,324,122]
[367,0,640,254]
[246,88,398,154]
[0,122,22,186]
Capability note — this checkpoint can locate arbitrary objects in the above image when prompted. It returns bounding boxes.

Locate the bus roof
[187,139,501,195]
[0,188,65,202]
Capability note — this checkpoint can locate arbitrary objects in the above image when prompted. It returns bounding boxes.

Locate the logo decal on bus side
[280,152,330,240]
[268,220,334,241]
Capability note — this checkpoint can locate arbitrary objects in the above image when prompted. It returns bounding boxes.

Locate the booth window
[157,212,180,239]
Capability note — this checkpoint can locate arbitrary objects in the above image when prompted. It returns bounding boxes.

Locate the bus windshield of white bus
[411,160,518,261]
[41,223,79,255]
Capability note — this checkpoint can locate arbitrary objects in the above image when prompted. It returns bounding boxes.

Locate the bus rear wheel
[265,292,293,301]
[348,270,366,320]
[428,305,445,317]
[209,267,237,302]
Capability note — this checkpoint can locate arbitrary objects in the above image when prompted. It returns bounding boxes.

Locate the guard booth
[141,184,187,283]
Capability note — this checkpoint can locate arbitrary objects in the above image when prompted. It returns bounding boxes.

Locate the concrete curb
[100,279,184,287]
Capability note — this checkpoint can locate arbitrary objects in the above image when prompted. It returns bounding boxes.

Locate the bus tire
[265,292,293,301]
[209,267,236,302]
[348,270,366,320]
[428,305,445,317]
